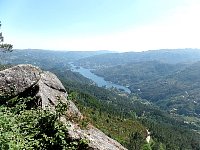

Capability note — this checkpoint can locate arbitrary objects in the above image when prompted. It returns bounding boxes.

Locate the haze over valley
[1,48,200,149]
[2,0,200,149]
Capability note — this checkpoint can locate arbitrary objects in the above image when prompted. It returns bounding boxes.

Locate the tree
[126,132,146,150]
[0,21,13,52]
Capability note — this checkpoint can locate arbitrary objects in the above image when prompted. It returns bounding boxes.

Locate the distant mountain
[2,48,200,149]
[92,61,186,85]
[91,59,200,117]
[0,49,113,70]
[75,49,200,68]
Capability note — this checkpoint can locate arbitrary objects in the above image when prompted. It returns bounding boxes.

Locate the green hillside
[2,49,200,149]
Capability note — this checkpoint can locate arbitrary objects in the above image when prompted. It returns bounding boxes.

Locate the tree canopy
[0,21,13,52]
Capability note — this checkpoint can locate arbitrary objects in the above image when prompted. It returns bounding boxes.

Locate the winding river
[69,63,131,94]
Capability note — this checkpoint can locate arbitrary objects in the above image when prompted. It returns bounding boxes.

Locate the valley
[1,49,200,149]
[69,62,131,94]
[2,0,200,149]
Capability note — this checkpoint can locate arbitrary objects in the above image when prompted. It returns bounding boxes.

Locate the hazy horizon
[11,48,200,53]
[1,0,200,52]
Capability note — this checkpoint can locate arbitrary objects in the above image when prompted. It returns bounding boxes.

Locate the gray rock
[40,71,66,92]
[36,71,67,108]
[67,124,127,150]
[0,64,41,99]
[0,64,127,150]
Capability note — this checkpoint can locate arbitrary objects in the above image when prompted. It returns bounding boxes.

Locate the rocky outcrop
[67,123,127,150]
[0,64,41,99]
[0,64,127,150]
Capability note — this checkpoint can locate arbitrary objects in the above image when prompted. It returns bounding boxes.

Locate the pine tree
[0,21,13,52]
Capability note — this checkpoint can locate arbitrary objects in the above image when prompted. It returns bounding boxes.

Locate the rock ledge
[0,64,127,150]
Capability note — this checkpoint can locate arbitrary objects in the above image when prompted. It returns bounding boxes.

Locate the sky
[0,0,200,52]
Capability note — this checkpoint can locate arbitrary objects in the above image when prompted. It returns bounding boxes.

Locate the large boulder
[0,64,41,99]
[0,64,127,150]
[0,64,81,117]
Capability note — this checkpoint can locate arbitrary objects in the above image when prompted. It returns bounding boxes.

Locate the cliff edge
[0,64,127,150]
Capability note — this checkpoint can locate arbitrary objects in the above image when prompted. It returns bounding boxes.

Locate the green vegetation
[64,80,200,149]
[0,96,88,150]
[92,61,186,86]
[75,49,200,68]
[91,61,200,118]
[0,64,12,71]
[0,21,13,52]
[67,90,148,148]
[0,49,109,69]
[2,49,200,149]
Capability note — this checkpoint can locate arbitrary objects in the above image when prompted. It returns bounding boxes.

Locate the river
[69,63,131,94]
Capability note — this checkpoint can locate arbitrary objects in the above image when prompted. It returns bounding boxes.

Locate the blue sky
[0,0,200,51]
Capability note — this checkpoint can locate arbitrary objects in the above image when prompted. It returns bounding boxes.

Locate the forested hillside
[1,49,200,149]
[91,61,200,118]
[0,49,111,70]
[75,49,200,68]
[3,0,200,148]
[60,75,200,149]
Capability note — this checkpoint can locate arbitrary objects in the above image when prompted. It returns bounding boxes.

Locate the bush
[0,97,88,150]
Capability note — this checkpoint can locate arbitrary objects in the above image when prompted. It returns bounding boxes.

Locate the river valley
[69,63,131,94]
